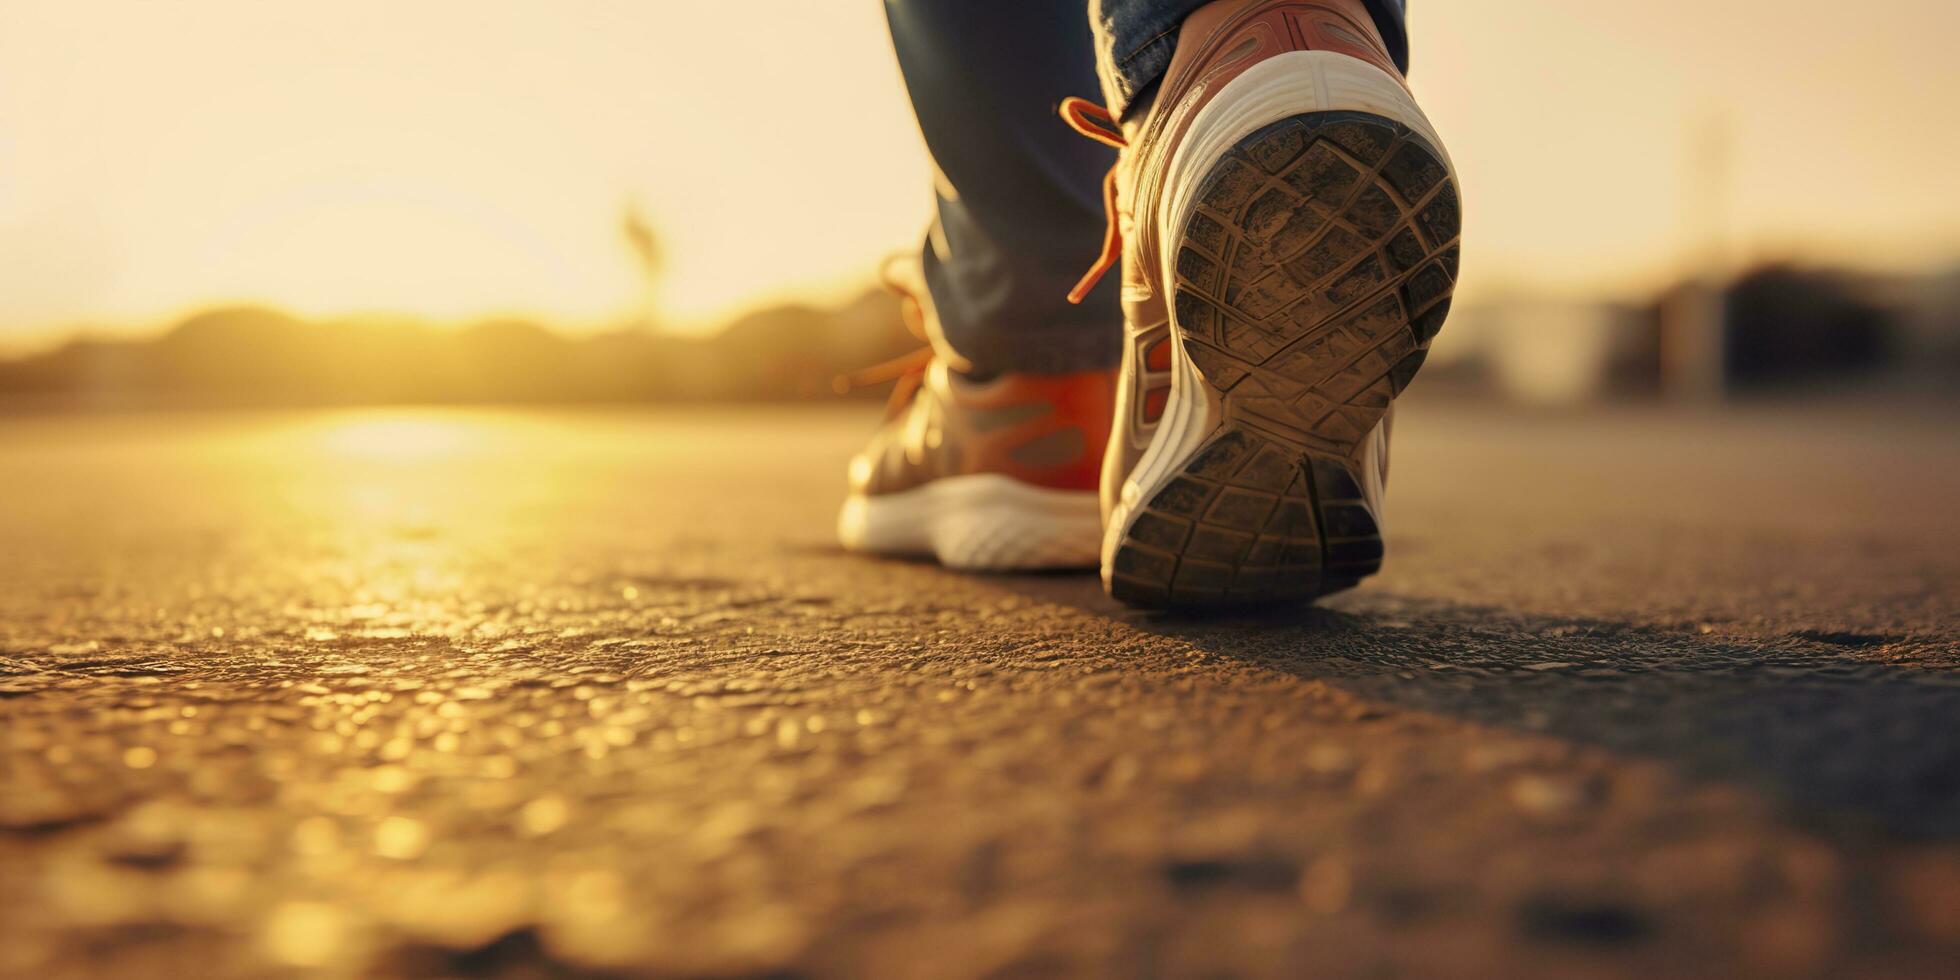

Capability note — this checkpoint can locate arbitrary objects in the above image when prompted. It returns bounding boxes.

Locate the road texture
[1,398,1957,978]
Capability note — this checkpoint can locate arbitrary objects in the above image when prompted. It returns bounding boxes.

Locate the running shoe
[837,258,1116,570]
[1061,0,1460,607]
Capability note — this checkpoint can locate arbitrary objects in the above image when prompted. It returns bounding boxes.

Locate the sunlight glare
[311,415,485,462]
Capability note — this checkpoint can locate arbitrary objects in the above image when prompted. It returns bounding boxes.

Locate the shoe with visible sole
[1062,0,1459,608]
[838,260,1116,571]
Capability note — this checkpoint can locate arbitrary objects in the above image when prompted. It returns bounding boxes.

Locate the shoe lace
[1057,96,1129,304]
[839,99,1124,410]
[834,256,939,416]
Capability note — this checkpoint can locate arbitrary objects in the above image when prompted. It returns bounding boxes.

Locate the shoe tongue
[885,250,981,376]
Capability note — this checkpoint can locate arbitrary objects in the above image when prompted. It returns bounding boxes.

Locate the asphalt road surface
[2,398,1956,978]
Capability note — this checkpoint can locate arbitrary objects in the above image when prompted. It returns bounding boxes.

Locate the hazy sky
[1,1,1956,349]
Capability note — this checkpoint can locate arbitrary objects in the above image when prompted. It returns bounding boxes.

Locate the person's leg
[884,0,1122,376]
[1089,0,1407,119]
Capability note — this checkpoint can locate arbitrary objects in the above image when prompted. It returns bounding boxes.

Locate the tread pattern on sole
[1111,111,1459,608]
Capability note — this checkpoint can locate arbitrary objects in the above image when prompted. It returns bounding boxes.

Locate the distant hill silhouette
[0,290,914,410]
[9,261,1950,412]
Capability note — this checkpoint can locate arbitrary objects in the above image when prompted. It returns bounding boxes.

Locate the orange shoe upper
[848,362,1117,497]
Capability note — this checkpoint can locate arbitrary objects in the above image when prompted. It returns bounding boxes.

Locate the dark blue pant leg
[885,0,1123,376]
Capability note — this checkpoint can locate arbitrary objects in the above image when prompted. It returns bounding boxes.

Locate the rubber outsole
[1108,110,1459,608]
[839,476,1103,572]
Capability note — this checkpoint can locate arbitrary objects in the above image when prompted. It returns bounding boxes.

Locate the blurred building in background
[1435,262,1959,405]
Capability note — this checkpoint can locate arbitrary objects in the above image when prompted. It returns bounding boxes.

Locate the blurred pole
[622,199,663,331]
[1663,111,1732,403]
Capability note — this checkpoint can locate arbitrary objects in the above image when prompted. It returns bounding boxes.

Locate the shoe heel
[1170,109,1457,456]
[1105,66,1459,608]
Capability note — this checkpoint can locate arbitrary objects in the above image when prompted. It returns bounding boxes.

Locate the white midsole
[1104,50,1450,576]
[839,475,1101,571]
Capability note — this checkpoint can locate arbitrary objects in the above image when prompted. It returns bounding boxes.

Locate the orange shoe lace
[840,100,1123,408]
[1058,96,1129,304]
[834,257,941,416]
